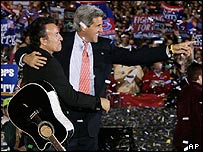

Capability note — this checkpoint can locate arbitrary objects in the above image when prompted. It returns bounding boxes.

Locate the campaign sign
[1,64,18,98]
[1,19,16,46]
[192,33,202,48]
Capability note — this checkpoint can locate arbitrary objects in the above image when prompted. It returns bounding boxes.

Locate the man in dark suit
[15,5,194,151]
[15,16,110,151]
[173,62,202,151]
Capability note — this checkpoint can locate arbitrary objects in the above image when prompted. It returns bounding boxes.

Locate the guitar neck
[49,135,66,151]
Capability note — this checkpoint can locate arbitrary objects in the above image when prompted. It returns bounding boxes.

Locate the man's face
[153,62,163,73]
[84,17,103,43]
[43,23,63,53]
[121,34,130,44]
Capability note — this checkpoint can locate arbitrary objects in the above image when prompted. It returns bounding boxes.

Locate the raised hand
[173,41,195,57]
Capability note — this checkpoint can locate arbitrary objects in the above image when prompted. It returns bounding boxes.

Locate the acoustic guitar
[7,80,74,151]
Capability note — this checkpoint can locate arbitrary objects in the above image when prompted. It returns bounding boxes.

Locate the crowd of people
[1,1,202,151]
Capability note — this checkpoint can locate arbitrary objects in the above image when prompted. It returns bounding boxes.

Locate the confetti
[100,107,177,151]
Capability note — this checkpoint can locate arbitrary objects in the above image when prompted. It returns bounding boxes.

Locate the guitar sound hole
[40,125,53,138]
[38,121,54,139]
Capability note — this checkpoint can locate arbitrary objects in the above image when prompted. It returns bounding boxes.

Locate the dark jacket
[22,47,102,111]
[173,82,202,150]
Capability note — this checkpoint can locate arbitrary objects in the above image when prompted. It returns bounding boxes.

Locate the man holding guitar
[8,17,110,151]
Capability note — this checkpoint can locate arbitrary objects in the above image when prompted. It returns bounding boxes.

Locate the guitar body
[8,80,74,151]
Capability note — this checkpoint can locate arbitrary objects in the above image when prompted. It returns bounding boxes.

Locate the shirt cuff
[95,97,102,111]
[19,53,27,67]
[166,45,172,58]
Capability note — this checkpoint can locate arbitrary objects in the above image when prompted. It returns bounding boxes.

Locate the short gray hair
[73,5,105,31]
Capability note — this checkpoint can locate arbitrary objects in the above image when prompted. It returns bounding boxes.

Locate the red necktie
[79,42,90,94]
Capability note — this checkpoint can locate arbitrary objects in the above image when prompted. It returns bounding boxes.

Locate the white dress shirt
[69,33,95,95]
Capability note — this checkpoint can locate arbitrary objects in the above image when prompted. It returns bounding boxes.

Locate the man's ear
[79,22,87,31]
[40,37,47,46]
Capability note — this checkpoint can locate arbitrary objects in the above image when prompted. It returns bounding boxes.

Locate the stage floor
[99,107,177,151]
